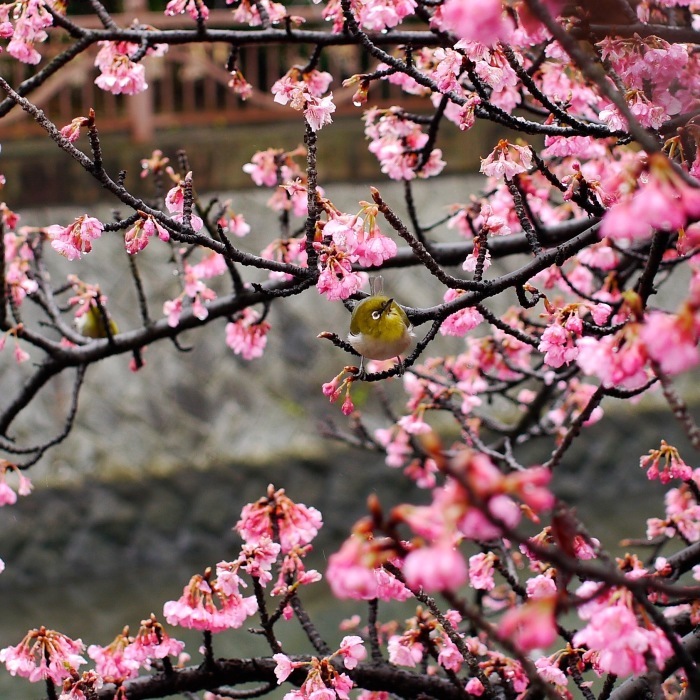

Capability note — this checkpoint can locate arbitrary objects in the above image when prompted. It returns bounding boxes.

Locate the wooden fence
[0,7,425,142]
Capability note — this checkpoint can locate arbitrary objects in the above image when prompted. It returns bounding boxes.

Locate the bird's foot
[346,364,367,381]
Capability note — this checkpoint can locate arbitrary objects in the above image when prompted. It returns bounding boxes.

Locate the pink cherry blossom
[647,481,700,542]
[58,669,104,699]
[465,677,485,696]
[165,0,209,21]
[4,234,38,306]
[0,477,17,506]
[437,0,513,46]
[573,605,673,677]
[270,544,322,596]
[641,309,700,376]
[387,635,424,667]
[354,0,417,31]
[13,344,29,363]
[526,574,557,600]
[270,68,335,131]
[402,543,468,592]
[333,672,355,700]
[47,215,104,261]
[163,570,258,632]
[124,214,171,255]
[237,536,281,584]
[640,440,693,484]
[164,176,204,231]
[230,0,287,27]
[242,148,283,187]
[435,635,462,673]
[235,484,322,553]
[87,629,141,681]
[440,290,484,336]
[225,308,271,360]
[576,330,649,390]
[304,93,336,132]
[94,42,148,95]
[216,203,250,237]
[2,0,53,65]
[538,322,579,368]
[163,297,183,327]
[0,627,86,685]
[336,635,367,669]
[534,656,568,688]
[364,108,445,180]
[354,226,398,268]
[129,622,184,667]
[480,139,533,180]
[468,552,496,591]
[315,247,365,300]
[326,534,410,601]
[60,116,89,143]
[228,69,253,99]
[272,74,303,106]
[458,494,521,540]
[601,154,700,243]
[272,653,296,683]
[498,596,558,653]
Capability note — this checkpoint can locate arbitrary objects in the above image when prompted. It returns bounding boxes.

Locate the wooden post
[124,0,155,143]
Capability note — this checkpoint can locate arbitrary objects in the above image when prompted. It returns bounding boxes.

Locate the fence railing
[0,8,427,142]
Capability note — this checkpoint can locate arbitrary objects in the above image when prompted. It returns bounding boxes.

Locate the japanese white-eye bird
[76,303,118,339]
[348,278,413,371]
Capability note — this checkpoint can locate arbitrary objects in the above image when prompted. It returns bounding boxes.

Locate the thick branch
[97,656,467,700]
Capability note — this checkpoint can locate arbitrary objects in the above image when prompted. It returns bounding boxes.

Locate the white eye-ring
[371,310,381,320]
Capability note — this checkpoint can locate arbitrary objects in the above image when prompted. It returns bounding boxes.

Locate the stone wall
[0,172,697,586]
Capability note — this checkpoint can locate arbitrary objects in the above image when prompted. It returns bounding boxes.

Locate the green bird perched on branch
[76,303,118,339]
[348,276,413,373]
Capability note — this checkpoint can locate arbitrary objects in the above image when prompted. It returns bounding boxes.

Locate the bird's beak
[380,298,394,315]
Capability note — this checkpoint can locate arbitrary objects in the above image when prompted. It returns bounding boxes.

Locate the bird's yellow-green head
[77,303,119,339]
[348,294,413,362]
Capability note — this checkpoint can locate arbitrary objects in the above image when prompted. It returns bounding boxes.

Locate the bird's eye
[371,310,381,321]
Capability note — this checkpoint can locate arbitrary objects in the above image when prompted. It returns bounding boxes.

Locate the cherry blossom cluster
[86,616,185,684]
[272,638,365,700]
[327,450,555,599]
[0,618,187,698]
[271,67,336,132]
[363,108,446,181]
[162,564,260,632]
[314,199,396,301]
[94,40,167,96]
[229,0,290,27]
[0,0,54,65]
[161,488,323,632]
[322,0,416,32]
[225,307,271,360]
[66,275,111,331]
[3,223,37,308]
[165,0,209,22]
[646,457,700,545]
[0,459,32,507]
[243,145,316,221]
[0,627,86,686]
[46,214,104,261]
[162,251,225,326]
[573,572,675,677]
[0,487,325,697]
